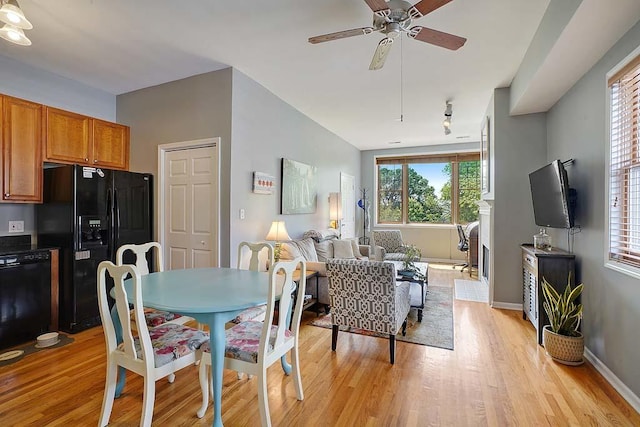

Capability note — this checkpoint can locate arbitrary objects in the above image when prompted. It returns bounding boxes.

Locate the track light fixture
[0,0,32,46]
[443,101,452,135]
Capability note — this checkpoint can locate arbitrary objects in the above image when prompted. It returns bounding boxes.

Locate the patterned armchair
[326,259,410,364]
[372,230,413,261]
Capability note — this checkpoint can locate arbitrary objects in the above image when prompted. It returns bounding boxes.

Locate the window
[609,55,640,268]
[376,153,480,225]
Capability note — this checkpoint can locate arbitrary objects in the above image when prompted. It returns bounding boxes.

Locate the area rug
[309,285,453,350]
[454,278,488,303]
[0,334,75,367]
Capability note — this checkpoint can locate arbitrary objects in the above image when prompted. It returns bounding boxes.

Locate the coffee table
[392,261,428,322]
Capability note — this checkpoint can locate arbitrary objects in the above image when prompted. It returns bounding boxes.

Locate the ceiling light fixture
[0,0,32,46]
[443,101,453,135]
[0,0,31,28]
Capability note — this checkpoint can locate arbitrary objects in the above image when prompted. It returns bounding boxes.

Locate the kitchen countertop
[0,245,59,256]
[0,235,58,256]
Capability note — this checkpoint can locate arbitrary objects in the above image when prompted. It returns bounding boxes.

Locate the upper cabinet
[45,107,129,170]
[92,118,129,170]
[1,95,43,203]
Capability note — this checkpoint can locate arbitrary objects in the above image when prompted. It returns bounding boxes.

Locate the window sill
[374,223,456,230]
[605,260,640,280]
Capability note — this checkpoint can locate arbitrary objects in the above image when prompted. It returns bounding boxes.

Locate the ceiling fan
[308,0,466,70]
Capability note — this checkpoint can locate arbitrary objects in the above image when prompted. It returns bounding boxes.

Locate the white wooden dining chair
[232,241,274,324]
[196,257,307,426]
[116,242,195,328]
[97,261,209,427]
[231,242,274,380]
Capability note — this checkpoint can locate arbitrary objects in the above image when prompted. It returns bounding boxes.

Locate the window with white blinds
[609,55,640,267]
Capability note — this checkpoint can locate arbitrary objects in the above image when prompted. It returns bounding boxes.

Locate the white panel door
[164,146,218,269]
[340,172,355,239]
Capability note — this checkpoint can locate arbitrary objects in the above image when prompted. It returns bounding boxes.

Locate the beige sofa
[280,229,382,311]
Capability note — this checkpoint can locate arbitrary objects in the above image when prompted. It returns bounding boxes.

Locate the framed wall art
[252,171,275,194]
[481,116,490,194]
[281,158,317,214]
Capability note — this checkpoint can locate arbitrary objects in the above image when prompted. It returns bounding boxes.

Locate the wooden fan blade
[408,26,466,50]
[309,27,374,44]
[409,0,453,19]
[364,0,391,18]
[369,37,394,70]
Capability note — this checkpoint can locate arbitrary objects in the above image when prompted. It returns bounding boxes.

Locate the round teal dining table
[119,267,272,427]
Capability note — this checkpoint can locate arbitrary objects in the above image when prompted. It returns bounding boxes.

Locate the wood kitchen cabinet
[0,95,43,203]
[45,107,129,170]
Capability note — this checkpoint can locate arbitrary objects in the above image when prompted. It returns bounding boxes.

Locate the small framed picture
[253,172,275,194]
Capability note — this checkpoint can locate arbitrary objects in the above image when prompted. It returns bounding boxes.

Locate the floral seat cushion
[230,304,267,324]
[117,323,209,368]
[201,320,292,364]
[130,307,184,327]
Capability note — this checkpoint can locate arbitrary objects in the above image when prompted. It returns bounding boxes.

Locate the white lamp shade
[0,23,30,45]
[0,1,33,30]
[265,221,291,242]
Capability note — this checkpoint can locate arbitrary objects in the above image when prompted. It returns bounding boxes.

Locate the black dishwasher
[0,251,52,350]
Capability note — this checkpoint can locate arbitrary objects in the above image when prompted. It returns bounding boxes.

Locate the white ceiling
[0,1,637,150]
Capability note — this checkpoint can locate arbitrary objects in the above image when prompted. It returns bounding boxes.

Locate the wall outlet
[8,220,24,233]
[239,208,245,220]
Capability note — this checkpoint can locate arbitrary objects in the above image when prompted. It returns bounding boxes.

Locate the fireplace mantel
[478,199,493,295]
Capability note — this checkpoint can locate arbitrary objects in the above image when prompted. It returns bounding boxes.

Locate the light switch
[9,220,24,233]
[239,209,245,220]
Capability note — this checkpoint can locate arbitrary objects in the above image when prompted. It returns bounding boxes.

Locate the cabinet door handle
[84,158,88,162]
[93,159,98,163]
[4,193,9,198]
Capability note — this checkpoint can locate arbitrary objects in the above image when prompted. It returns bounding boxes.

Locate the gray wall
[0,54,116,238]
[229,70,360,266]
[117,68,360,267]
[546,19,640,398]
[492,88,547,304]
[117,68,233,265]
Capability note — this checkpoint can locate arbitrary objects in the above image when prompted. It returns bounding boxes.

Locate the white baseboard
[584,347,640,413]
[490,301,523,311]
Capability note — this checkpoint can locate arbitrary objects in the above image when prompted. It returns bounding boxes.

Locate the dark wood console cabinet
[521,244,575,345]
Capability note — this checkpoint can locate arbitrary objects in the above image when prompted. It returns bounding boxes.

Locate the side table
[292,269,320,314]
[393,262,429,322]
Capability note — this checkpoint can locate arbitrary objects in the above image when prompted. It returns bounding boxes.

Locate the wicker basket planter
[543,325,584,365]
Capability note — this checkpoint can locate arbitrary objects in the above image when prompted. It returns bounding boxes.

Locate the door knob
[201,241,205,245]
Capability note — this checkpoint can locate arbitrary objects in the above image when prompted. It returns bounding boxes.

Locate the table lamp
[265,220,291,261]
[328,192,342,231]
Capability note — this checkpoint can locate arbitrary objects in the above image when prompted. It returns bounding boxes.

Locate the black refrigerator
[37,164,152,333]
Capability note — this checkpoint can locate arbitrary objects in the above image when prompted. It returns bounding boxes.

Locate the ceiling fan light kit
[443,101,452,135]
[0,0,32,46]
[309,0,466,71]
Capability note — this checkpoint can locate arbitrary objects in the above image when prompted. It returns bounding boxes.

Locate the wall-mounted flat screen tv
[529,160,575,229]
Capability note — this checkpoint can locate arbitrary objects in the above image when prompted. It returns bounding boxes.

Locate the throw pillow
[347,238,363,258]
[280,242,301,260]
[332,240,355,259]
[314,239,334,262]
[296,238,319,262]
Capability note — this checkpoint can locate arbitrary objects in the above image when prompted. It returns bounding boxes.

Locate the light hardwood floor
[1,265,639,426]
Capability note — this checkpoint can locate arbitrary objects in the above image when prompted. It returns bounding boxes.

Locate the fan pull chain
[400,36,404,123]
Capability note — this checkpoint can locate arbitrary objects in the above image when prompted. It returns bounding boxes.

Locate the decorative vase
[542,325,584,365]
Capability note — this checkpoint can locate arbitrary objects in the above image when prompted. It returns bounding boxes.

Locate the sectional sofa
[280,229,383,310]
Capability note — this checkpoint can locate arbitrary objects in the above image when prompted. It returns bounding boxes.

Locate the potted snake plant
[541,275,584,365]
